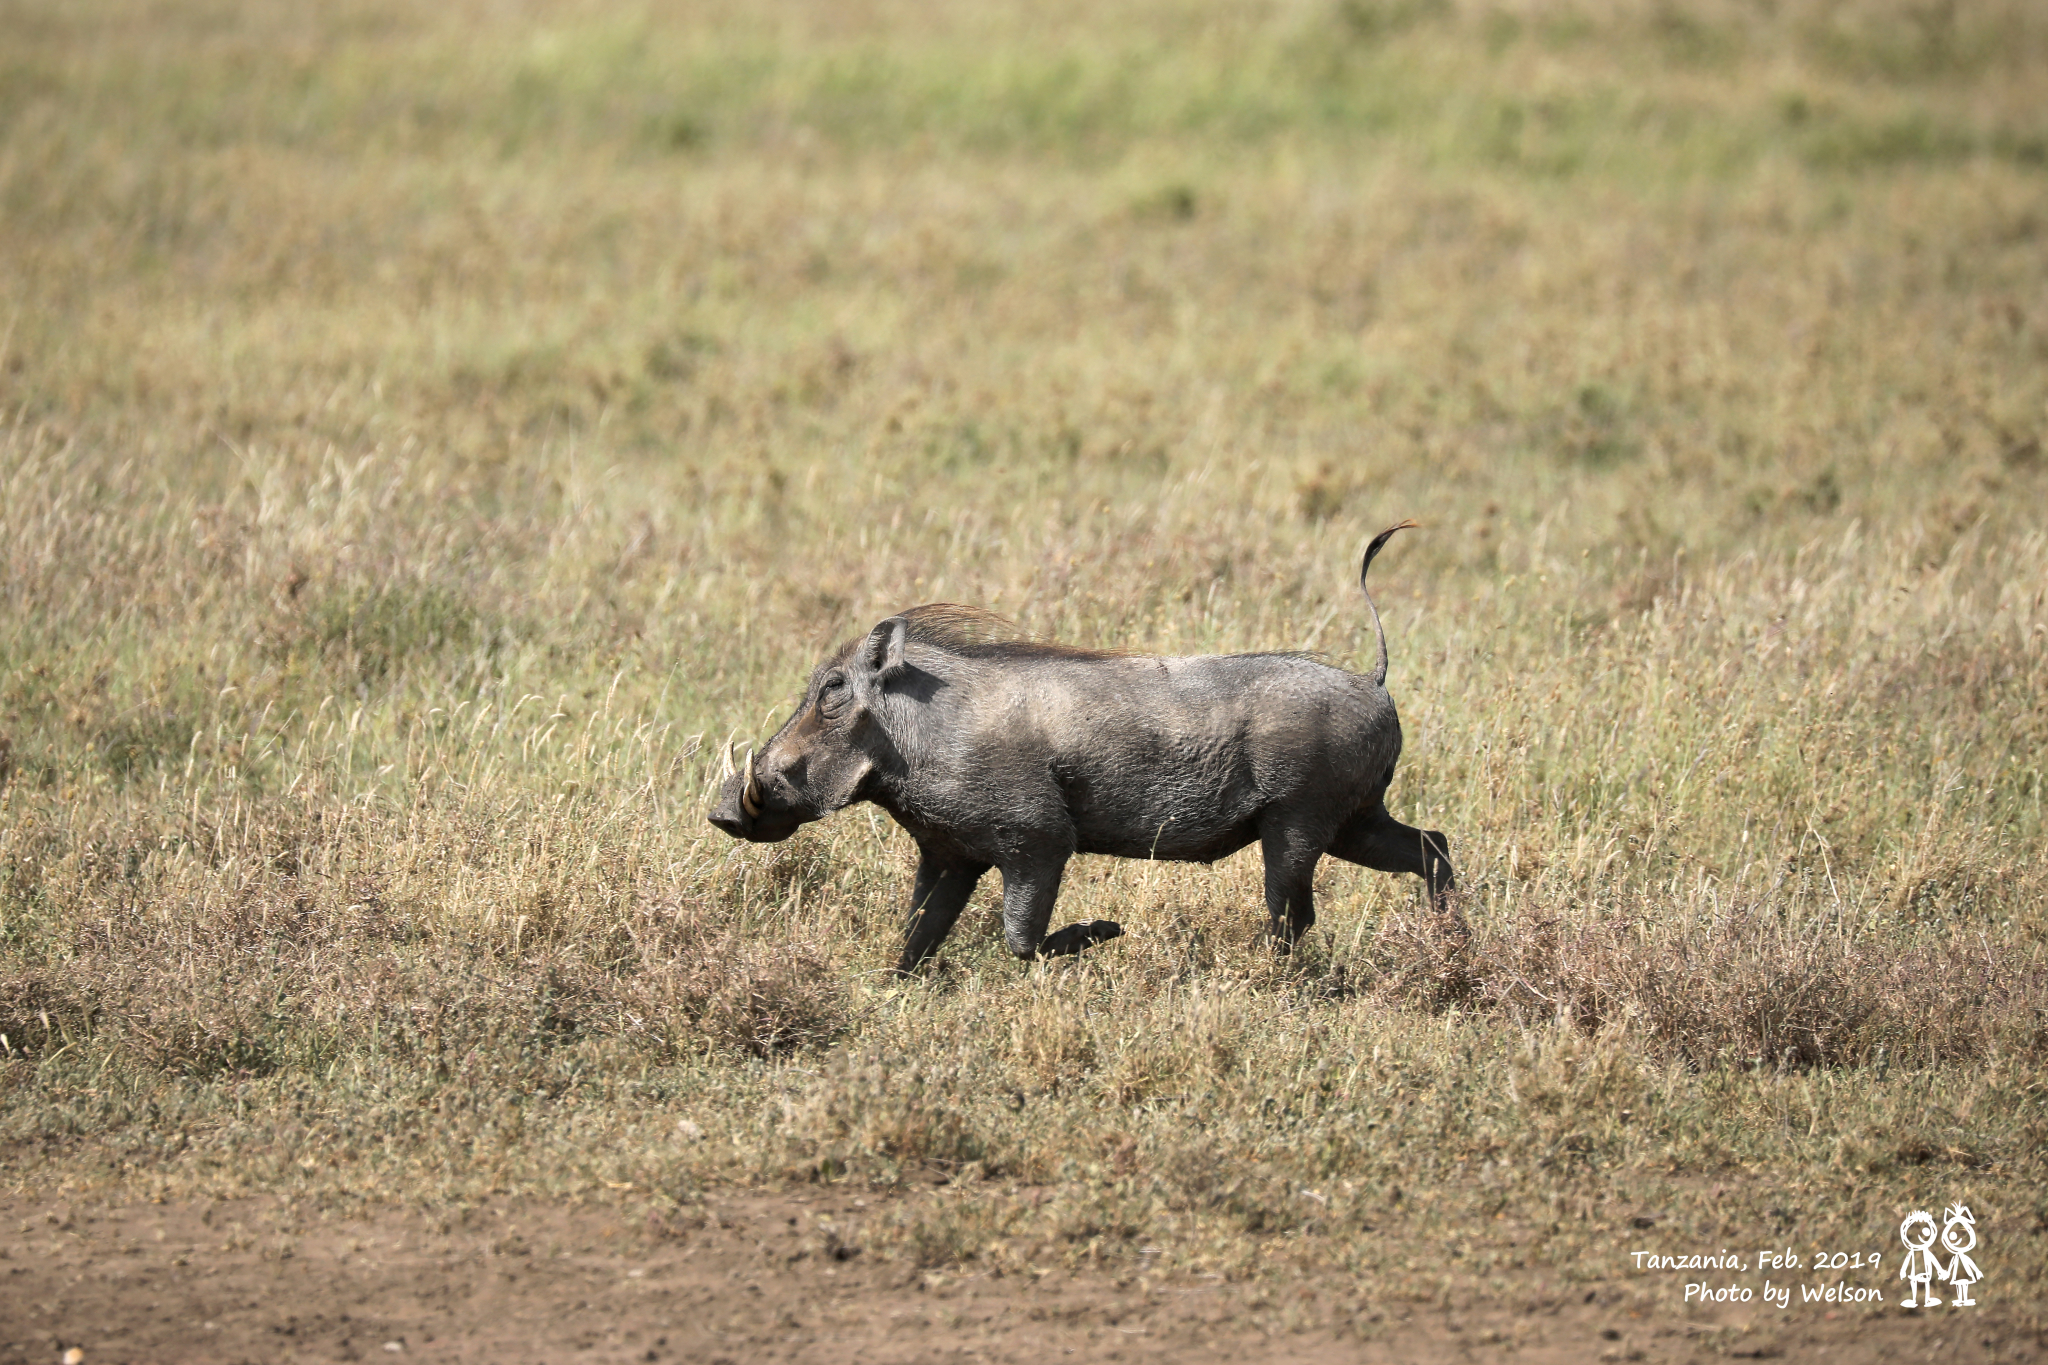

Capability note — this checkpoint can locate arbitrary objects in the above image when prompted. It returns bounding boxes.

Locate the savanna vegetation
[2,0,2045,1320]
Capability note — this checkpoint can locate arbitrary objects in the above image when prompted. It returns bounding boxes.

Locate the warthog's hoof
[1036,920,1124,958]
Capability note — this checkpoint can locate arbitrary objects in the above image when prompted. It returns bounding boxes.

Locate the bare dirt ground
[0,1192,2035,1365]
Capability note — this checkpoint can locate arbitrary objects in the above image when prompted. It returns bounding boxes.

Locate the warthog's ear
[862,615,909,682]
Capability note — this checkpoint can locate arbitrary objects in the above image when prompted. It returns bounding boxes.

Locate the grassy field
[2,0,2046,1319]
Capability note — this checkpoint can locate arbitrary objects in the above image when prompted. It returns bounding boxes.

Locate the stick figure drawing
[1898,1210,1943,1308]
[1941,1204,1982,1307]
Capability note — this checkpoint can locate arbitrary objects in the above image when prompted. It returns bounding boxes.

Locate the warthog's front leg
[895,849,993,974]
[998,852,1066,958]
[1036,919,1124,957]
[997,851,1120,960]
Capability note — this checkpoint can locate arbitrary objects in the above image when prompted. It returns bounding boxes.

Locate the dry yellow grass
[2,0,2045,1314]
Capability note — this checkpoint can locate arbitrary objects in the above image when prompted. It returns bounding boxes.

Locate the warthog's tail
[1361,519,1419,688]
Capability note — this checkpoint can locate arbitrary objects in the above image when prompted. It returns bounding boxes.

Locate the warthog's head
[708,615,909,843]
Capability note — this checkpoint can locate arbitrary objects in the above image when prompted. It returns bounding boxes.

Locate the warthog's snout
[706,745,807,844]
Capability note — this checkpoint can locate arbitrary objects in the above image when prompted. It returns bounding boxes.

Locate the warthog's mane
[831,602,1122,664]
[833,603,1322,667]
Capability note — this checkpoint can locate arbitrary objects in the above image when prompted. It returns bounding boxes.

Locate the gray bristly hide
[708,521,1457,973]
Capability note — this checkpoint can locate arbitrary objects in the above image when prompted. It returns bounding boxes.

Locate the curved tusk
[720,732,737,782]
[741,747,762,818]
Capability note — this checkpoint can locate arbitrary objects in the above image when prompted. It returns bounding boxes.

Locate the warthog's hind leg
[1329,800,1461,928]
[1260,825,1323,950]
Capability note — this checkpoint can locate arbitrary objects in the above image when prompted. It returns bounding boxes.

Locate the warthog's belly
[1074,817,1263,864]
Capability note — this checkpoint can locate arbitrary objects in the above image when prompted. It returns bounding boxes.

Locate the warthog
[709,522,1455,971]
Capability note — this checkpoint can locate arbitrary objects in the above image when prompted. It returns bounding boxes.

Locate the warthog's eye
[818,672,849,716]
